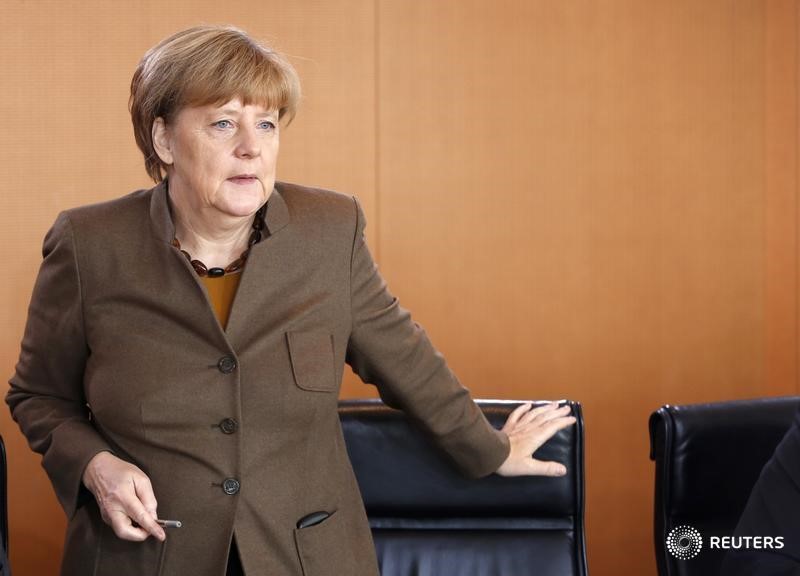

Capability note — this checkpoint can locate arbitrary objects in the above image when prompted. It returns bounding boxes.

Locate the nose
[234,125,261,159]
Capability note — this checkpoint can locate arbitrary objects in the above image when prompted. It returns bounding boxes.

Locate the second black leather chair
[649,397,800,576]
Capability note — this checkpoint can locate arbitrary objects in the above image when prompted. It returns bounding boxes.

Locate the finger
[519,402,561,425]
[532,403,572,422]
[107,472,166,541]
[132,475,167,541]
[548,415,577,433]
[527,416,577,442]
[542,404,573,420]
[520,408,573,432]
[504,403,533,429]
[131,504,166,541]
[134,475,159,520]
[107,509,151,542]
[529,459,568,477]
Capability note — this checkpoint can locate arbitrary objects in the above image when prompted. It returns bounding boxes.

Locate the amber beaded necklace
[172,204,267,277]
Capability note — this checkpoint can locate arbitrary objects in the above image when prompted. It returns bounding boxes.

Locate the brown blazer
[7,181,510,576]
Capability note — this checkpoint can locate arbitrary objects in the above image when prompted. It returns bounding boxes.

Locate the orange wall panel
[376,1,796,574]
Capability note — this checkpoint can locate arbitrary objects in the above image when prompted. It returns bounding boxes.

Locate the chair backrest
[339,399,587,576]
[648,396,800,576]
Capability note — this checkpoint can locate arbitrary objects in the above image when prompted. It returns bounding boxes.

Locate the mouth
[227,174,258,185]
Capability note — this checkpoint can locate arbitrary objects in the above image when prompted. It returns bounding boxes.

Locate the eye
[258,120,276,131]
[212,119,234,129]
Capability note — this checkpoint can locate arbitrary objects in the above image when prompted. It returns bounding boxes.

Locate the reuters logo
[666,525,703,560]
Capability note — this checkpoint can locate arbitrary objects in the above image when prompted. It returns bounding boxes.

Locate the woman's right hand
[82,451,166,542]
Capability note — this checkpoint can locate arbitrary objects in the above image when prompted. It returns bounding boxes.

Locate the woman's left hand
[495,402,577,477]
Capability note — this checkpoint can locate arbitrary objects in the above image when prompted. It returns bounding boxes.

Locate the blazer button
[219,418,238,434]
[223,478,240,495]
[218,356,237,374]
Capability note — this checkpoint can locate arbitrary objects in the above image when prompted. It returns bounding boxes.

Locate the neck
[169,194,255,270]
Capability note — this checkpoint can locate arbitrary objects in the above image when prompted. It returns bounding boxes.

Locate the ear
[151,117,174,166]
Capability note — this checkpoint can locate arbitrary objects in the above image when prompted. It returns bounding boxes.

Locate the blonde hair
[130,25,301,182]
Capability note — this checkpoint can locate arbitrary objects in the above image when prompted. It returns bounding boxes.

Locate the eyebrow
[215,107,277,118]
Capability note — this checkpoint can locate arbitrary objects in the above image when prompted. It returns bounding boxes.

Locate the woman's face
[153,98,279,220]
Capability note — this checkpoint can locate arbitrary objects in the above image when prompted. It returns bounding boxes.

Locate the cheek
[265,140,280,169]
[174,140,205,168]
[190,146,229,179]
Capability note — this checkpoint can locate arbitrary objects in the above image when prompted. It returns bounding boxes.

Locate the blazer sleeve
[721,408,800,574]
[345,196,510,478]
[6,212,112,518]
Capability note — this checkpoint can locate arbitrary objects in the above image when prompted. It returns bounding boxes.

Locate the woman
[7,25,575,576]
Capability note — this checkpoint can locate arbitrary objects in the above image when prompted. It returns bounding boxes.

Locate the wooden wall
[1,1,797,574]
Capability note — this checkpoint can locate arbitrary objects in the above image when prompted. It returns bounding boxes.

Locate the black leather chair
[649,397,800,576]
[339,399,587,576]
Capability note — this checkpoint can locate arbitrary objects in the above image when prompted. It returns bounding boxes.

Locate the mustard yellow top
[200,272,242,329]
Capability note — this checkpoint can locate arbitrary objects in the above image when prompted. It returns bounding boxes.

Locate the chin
[222,202,266,218]
[218,185,270,216]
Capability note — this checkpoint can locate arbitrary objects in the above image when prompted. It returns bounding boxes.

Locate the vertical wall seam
[760,0,770,395]
[792,1,800,394]
[374,0,381,262]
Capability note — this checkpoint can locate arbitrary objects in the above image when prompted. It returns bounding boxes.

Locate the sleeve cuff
[41,420,112,518]
[439,417,511,479]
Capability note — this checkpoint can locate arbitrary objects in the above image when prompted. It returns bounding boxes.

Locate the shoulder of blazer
[60,187,153,236]
[275,181,360,230]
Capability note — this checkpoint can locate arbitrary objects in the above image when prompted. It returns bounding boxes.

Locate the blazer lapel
[224,186,291,345]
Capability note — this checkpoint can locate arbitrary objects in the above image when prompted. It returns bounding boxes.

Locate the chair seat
[374,529,581,576]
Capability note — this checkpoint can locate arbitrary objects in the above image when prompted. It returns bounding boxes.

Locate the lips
[228,174,257,184]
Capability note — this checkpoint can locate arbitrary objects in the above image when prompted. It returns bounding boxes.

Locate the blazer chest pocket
[287,331,337,392]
